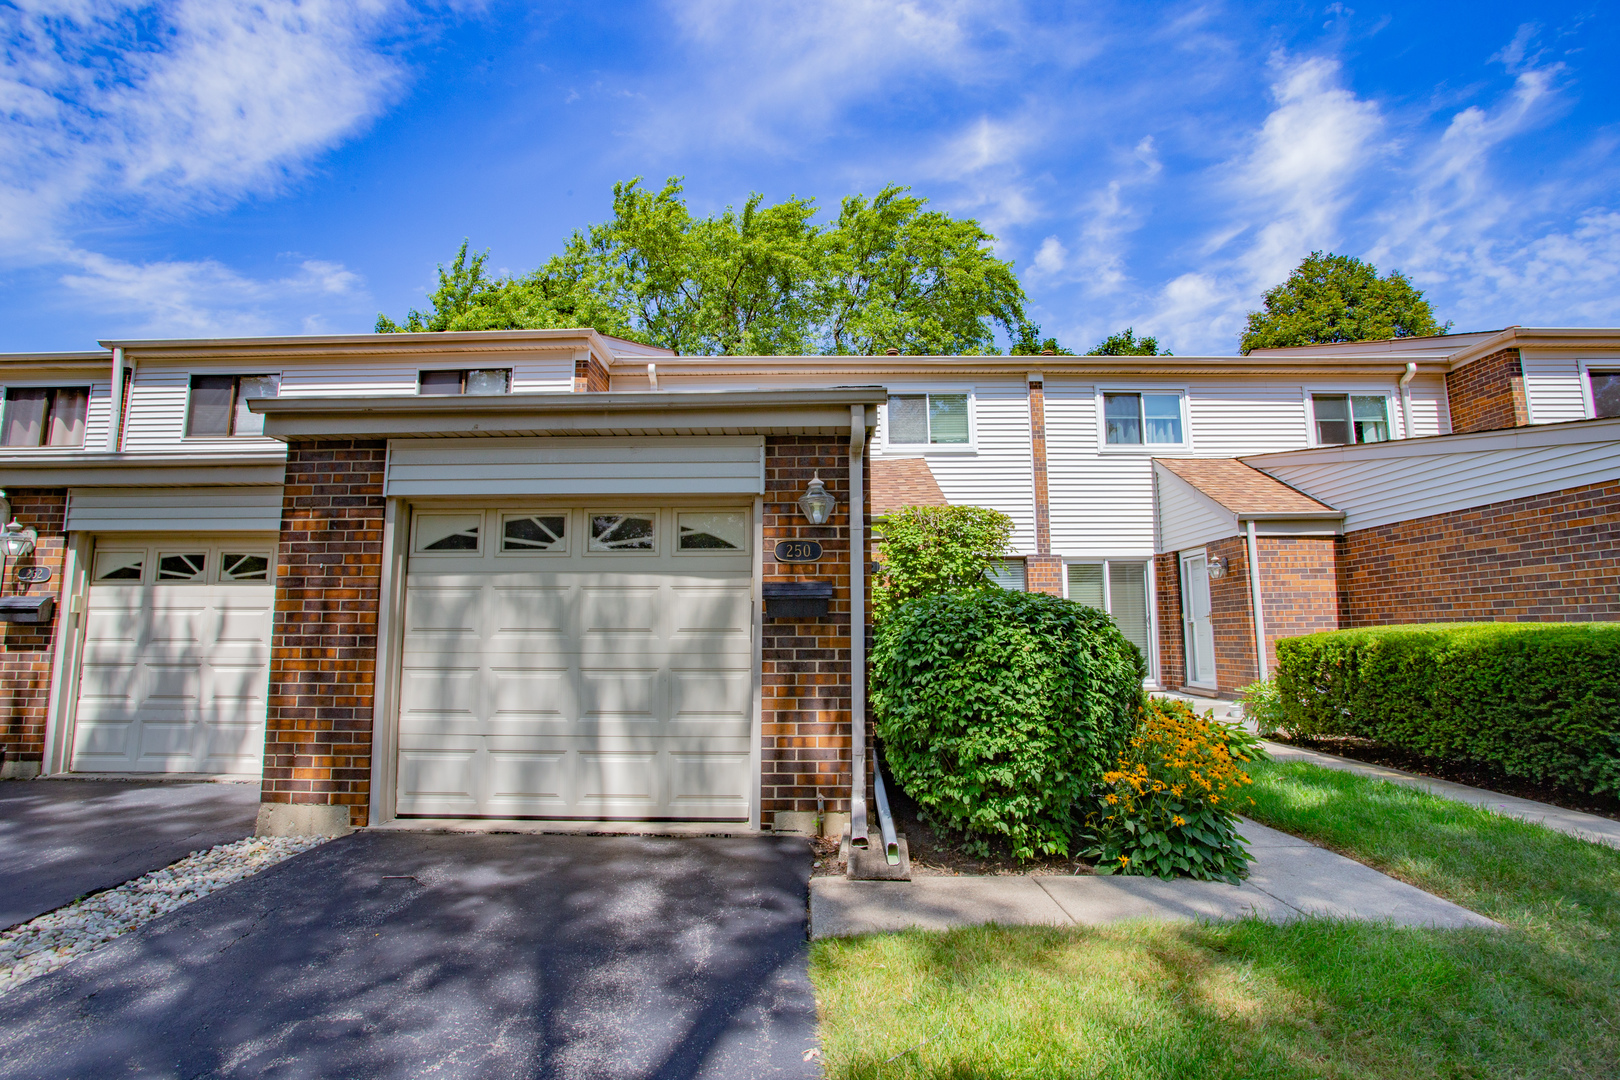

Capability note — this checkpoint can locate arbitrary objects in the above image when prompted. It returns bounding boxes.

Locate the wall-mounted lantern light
[1207,555,1227,579]
[797,474,837,526]
[2,520,37,562]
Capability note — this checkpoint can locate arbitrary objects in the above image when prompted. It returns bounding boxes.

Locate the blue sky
[3,0,1616,355]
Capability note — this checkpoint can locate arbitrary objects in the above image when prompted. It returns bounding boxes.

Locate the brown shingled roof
[1155,458,1337,516]
[872,457,949,516]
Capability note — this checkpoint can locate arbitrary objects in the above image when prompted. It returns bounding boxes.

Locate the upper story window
[187,374,279,437]
[1590,370,1620,419]
[887,392,970,447]
[1312,394,1388,445]
[1102,392,1184,447]
[1,387,88,448]
[419,369,511,396]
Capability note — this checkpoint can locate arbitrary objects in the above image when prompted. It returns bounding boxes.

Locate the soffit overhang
[0,454,286,487]
[251,387,887,441]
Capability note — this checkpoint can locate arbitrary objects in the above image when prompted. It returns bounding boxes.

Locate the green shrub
[1084,697,1265,883]
[1237,678,1288,738]
[872,504,1014,623]
[1275,622,1620,795]
[871,590,1144,859]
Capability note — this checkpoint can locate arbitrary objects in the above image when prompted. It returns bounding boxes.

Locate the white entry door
[71,541,276,774]
[1180,551,1217,688]
[395,506,756,820]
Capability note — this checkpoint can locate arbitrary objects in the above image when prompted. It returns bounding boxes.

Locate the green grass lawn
[810,760,1620,1078]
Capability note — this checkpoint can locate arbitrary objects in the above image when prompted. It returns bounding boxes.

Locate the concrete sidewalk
[1264,741,1620,850]
[811,819,1495,938]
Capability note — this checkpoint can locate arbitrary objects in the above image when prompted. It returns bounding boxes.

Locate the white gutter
[848,403,869,849]
[1246,519,1268,681]
[1398,361,1416,438]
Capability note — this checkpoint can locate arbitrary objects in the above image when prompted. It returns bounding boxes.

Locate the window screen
[987,559,1026,591]
[188,375,277,437]
[1314,394,1389,445]
[3,388,89,448]
[418,369,512,396]
[887,393,969,444]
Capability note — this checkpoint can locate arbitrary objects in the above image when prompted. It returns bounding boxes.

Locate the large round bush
[870,590,1145,859]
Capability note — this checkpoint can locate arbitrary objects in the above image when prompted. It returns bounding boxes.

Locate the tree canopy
[1239,251,1449,354]
[378,178,1057,356]
[1086,328,1169,356]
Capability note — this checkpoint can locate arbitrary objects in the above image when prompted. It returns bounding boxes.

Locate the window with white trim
[886,392,970,446]
[1590,370,1620,419]
[187,374,279,437]
[1100,392,1185,447]
[418,369,511,396]
[1311,394,1389,445]
[1067,560,1150,658]
[2,387,89,447]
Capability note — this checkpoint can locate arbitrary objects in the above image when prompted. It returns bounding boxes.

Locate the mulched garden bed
[1272,733,1620,822]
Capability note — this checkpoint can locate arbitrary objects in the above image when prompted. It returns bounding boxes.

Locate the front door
[1180,552,1216,688]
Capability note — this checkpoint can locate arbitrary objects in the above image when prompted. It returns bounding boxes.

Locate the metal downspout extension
[872,749,900,864]
[1246,518,1268,682]
[849,404,870,849]
[1399,361,1417,438]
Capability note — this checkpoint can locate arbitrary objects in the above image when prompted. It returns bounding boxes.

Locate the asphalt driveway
[0,778,261,929]
[0,831,818,1080]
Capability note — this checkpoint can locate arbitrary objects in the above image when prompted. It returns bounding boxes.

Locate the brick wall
[0,490,67,775]
[1025,554,1063,595]
[1154,552,1185,689]
[262,440,387,828]
[1341,478,1620,625]
[1027,379,1061,595]
[574,353,609,392]
[1446,348,1528,434]
[1256,536,1339,670]
[761,434,869,828]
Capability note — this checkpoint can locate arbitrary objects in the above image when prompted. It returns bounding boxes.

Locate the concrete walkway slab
[0,832,818,1080]
[810,818,1495,938]
[1265,741,1620,851]
[0,779,260,930]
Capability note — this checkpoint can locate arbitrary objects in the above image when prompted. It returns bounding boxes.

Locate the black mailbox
[0,595,54,625]
[762,581,834,620]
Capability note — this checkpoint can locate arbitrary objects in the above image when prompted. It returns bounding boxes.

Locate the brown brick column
[1025,374,1063,594]
[259,440,386,834]
[574,353,609,391]
[1207,535,1258,696]
[0,490,67,778]
[1154,552,1185,689]
[1446,348,1529,433]
[760,434,869,834]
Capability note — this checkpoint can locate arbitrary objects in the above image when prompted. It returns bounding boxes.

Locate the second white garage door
[395,506,756,820]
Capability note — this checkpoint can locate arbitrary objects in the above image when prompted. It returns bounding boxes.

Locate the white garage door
[396,506,756,820]
[71,541,275,775]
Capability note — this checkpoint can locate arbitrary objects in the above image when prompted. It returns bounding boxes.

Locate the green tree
[1240,251,1449,354]
[379,179,1036,355]
[1086,328,1169,356]
[872,504,1015,623]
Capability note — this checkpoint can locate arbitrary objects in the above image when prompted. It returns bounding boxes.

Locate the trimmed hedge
[1275,622,1620,795]
[871,590,1144,860]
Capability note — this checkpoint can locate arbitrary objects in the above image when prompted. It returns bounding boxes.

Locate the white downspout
[1399,362,1417,439]
[106,348,126,452]
[1246,518,1268,682]
[848,403,869,849]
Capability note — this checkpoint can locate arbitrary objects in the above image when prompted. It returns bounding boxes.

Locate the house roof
[1154,458,1335,516]
[872,458,948,516]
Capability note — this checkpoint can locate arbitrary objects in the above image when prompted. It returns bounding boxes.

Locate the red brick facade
[1025,554,1063,595]
[574,353,609,392]
[1256,537,1340,668]
[1446,348,1528,434]
[1206,535,1260,695]
[262,440,387,827]
[1027,379,1062,594]
[0,490,67,775]
[1154,552,1185,689]
[1340,479,1620,625]
[760,434,870,827]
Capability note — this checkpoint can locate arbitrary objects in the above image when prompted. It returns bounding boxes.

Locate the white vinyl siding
[1045,379,1155,557]
[385,436,765,498]
[1248,426,1620,532]
[1519,350,1594,424]
[67,488,284,533]
[1154,464,1239,553]
[873,378,1035,554]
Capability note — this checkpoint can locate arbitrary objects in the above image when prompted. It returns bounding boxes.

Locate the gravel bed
[0,835,327,997]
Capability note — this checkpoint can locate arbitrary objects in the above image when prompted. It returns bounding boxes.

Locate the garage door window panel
[589,513,656,553]
[94,551,146,582]
[676,511,747,552]
[501,513,568,554]
[158,553,207,581]
[415,513,482,553]
[221,553,271,581]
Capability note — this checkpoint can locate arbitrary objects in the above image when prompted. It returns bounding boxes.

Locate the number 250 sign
[774,540,822,563]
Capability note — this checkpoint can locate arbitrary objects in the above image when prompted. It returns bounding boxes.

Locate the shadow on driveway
[0,779,260,929]
[0,832,819,1080]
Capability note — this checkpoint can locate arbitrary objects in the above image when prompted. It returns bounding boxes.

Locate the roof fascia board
[0,456,286,487]
[1446,327,1620,368]
[1243,414,1620,469]
[100,328,604,362]
[0,352,114,375]
[634,357,1451,377]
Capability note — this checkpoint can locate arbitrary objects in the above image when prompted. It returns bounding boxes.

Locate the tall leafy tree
[379,179,1036,355]
[1240,251,1449,354]
[1086,328,1169,356]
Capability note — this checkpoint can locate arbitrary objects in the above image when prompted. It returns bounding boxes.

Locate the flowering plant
[1083,697,1267,883]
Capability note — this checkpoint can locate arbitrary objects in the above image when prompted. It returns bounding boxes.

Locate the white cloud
[1031,235,1067,275]
[0,0,408,334]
